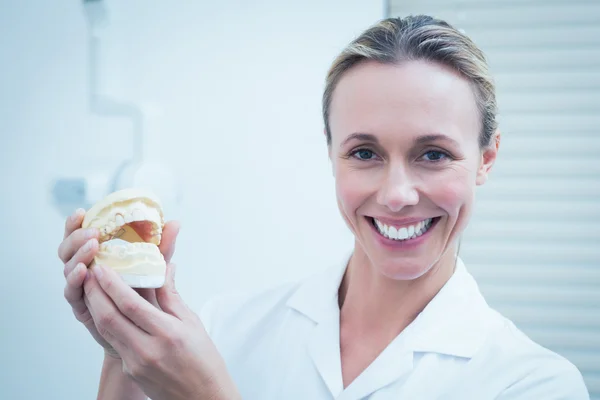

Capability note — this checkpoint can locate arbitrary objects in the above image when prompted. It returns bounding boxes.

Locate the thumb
[156,263,189,320]
[159,220,180,264]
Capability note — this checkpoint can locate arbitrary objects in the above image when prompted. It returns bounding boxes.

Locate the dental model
[82,188,166,288]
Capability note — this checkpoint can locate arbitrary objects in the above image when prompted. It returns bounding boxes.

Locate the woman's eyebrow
[415,134,459,146]
[340,133,379,148]
[341,133,459,148]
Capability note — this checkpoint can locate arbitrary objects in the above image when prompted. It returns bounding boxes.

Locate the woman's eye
[353,149,376,160]
[422,150,448,162]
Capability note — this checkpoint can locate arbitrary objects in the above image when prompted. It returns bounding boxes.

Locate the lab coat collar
[286,252,495,358]
[286,253,495,399]
[408,256,494,358]
[286,251,351,324]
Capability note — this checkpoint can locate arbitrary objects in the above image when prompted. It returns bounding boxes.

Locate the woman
[57,15,589,399]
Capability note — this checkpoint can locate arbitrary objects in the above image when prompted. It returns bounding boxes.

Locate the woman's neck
[338,244,458,340]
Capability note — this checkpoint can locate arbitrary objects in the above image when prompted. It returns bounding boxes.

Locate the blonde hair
[322,15,497,148]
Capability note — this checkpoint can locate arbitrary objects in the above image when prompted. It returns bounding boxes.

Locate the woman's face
[328,59,498,280]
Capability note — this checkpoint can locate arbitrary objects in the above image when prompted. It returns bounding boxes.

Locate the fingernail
[72,208,85,222]
[68,263,82,279]
[93,265,103,280]
[77,263,88,279]
[86,228,97,239]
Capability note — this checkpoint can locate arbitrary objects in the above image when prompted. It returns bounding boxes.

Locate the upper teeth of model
[97,204,163,245]
[374,218,433,241]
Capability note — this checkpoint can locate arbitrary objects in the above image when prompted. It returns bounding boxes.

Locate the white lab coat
[200,254,590,399]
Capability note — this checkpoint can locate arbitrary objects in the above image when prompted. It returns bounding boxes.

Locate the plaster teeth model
[82,188,167,288]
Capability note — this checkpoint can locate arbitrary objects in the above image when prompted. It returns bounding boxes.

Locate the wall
[388,1,600,397]
[0,1,384,398]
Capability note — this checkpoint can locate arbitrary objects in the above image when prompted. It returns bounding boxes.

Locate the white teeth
[102,238,129,247]
[373,217,435,241]
[115,214,125,227]
[132,209,145,221]
[121,209,155,224]
[398,227,408,240]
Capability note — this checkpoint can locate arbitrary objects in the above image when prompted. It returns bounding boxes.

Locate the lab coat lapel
[410,257,495,358]
[385,258,498,399]
[287,253,351,398]
[287,255,494,399]
[338,257,492,400]
[307,307,415,400]
[308,310,344,398]
[338,336,414,400]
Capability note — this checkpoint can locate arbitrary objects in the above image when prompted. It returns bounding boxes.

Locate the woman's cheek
[429,168,477,242]
[428,166,475,214]
[335,167,375,232]
[335,175,360,233]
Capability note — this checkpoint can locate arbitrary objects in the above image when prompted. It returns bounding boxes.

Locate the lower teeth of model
[378,219,433,241]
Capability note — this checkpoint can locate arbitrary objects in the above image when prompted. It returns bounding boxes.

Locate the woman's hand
[59,208,117,357]
[83,259,240,400]
[58,208,181,359]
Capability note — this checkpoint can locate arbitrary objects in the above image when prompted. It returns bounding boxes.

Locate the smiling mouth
[367,216,440,241]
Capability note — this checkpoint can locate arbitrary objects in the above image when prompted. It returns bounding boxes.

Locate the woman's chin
[374,257,433,281]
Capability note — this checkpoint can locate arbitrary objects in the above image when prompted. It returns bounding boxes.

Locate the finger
[91,264,177,335]
[136,288,159,309]
[84,271,151,350]
[65,264,100,336]
[63,238,99,278]
[83,292,129,356]
[58,226,99,264]
[63,208,86,240]
[64,262,89,318]
[159,220,180,264]
[155,263,190,321]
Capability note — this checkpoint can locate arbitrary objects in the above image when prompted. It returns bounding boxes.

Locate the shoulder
[475,311,590,399]
[198,278,302,338]
[198,254,348,340]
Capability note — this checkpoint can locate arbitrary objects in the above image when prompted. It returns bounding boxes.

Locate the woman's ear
[476,129,501,186]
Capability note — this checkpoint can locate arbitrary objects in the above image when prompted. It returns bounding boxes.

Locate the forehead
[328,59,481,147]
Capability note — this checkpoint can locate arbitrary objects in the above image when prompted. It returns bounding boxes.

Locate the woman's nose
[376,167,419,213]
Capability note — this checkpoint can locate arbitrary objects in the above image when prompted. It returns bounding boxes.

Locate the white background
[0,1,384,398]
